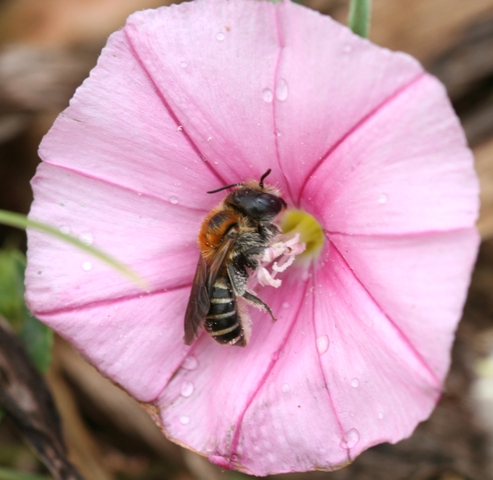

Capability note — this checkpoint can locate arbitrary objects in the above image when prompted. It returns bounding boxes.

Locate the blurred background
[0,0,493,479]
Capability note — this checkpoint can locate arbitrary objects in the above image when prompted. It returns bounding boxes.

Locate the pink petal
[303,74,478,235]
[312,247,443,460]
[38,23,221,209]
[329,228,479,381]
[27,163,201,313]
[152,277,348,475]
[36,287,191,402]
[124,1,286,193]
[273,2,423,201]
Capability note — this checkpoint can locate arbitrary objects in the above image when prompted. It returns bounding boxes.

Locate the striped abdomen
[205,276,246,347]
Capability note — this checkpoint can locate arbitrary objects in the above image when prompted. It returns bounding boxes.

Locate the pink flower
[26,0,479,475]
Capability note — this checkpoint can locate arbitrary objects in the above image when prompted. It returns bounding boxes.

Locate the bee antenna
[207,183,239,194]
[259,169,272,189]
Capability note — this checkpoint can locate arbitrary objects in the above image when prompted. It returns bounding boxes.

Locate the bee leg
[240,247,264,269]
[242,291,277,322]
[227,263,248,296]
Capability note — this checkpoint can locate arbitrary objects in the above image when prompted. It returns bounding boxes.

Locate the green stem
[0,209,147,289]
[0,468,51,480]
[348,0,372,38]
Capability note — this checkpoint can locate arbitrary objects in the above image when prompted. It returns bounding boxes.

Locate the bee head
[208,170,286,219]
[229,187,286,219]
[207,169,287,219]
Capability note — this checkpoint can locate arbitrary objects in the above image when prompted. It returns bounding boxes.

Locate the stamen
[256,233,306,288]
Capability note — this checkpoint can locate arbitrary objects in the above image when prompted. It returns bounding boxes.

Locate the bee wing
[184,255,210,345]
[184,230,238,345]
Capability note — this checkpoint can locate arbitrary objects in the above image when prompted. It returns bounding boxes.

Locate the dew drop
[262,88,273,103]
[181,61,188,68]
[343,44,353,53]
[207,136,213,142]
[216,32,225,41]
[59,225,71,235]
[281,383,290,393]
[179,415,190,425]
[177,125,183,131]
[82,261,92,271]
[182,356,198,370]
[169,196,179,205]
[351,378,360,388]
[180,381,194,397]
[316,335,329,355]
[79,232,93,246]
[340,428,360,449]
[274,128,281,137]
[378,193,388,204]
[301,270,311,282]
[282,302,290,309]
[276,79,288,101]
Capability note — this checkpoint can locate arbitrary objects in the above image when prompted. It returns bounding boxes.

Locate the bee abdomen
[205,276,246,346]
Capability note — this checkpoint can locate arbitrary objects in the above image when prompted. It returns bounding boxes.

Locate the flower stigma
[281,209,324,261]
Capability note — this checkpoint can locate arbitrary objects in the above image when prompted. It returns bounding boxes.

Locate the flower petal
[26,163,201,313]
[35,287,191,402]
[312,246,443,460]
[152,277,339,475]
[303,74,478,234]
[273,1,423,201]
[123,1,425,203]
[124,1,285,192]
[329,228,479,381]
[38,22,220,209]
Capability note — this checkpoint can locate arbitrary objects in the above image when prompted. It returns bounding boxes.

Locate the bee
[184,169,287,347]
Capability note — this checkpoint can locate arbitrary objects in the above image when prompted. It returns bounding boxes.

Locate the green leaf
[0,209,147,289]
[0,468,51,480]
[0,250,26,330]
[18,314,53,374]
[0,250,53,373]
[348,0,372,38]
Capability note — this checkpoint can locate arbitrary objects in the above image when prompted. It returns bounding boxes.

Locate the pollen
[280,209,324,260]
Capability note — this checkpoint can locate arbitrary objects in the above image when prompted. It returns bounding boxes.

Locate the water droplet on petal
[179,415,190,425]
[301,270,311,282]
[79,232,93,246]
[207,136,213,142]
[262,88,273,103]
[82,261,92,271]
[177,125,183,131]
[59,225,71,235]
[274,128,281,137]
[169,196,179,205]
[180,381,194,397]
[343,44,353,53]
[340,428,360,449]
[351,378,359,388]
[316,335,329,355]
[216,32,225,41]
[281,383,290,393]
[276,78,288,101]
[378,193,388,204]
[182,356,198,370]
[282,302,290,309]
[181,61,188,68]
